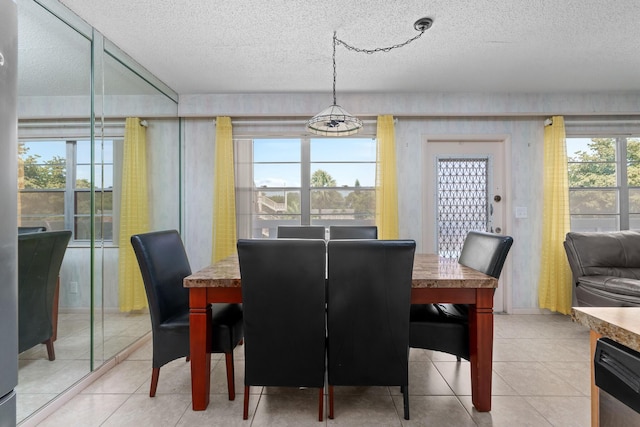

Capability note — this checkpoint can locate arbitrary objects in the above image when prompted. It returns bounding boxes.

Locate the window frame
[242,136,377,238]
[566,135,640,232]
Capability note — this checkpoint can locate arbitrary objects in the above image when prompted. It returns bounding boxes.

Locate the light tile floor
[32,314,592,426]
[17,311,151,424]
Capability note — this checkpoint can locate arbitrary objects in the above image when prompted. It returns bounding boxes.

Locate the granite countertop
[572,307,640,353]
[184,253,498,289]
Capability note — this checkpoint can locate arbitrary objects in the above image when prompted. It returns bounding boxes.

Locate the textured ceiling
[43,0,640,95]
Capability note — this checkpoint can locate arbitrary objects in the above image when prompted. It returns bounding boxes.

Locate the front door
[423,139,508,312]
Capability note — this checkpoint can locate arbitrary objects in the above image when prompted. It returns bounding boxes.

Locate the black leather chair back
[327,239,415,386]
[458,231,514,278]
[18,230,71,355]
[328,225,378,240]
[276,225,325,239]
[237,238,326,388]
[131,230,191,328]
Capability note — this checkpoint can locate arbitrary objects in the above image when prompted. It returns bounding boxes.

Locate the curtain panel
[375,115,399,239]
[118,117,149,311]
[211,117,237,262]
[537,116,572,314]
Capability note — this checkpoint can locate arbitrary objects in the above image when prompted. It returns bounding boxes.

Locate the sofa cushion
[579,275,640,297]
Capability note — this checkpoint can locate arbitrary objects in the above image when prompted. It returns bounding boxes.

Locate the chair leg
[225,352,236,400]
[318,387,324,422]
[328,385,334,419]
[44,338,55,361]
[456,356,461,362]
[402,385,410,420]
[150,367,160,397]
[243,386,250,420]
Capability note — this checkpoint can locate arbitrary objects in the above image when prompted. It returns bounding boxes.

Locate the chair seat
[211,303,244,353]
[409,304,470,360]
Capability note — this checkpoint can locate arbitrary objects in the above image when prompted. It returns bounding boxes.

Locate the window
[247,137,376,238]
[18,139,115,241]
[567,136,640,231]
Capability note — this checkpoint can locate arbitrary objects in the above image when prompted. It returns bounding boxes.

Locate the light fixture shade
[306,104,363,136]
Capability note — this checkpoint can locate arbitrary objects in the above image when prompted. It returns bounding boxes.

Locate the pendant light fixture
[306,17,434,136]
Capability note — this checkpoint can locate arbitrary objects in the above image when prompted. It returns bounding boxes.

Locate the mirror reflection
[16,0,179,423]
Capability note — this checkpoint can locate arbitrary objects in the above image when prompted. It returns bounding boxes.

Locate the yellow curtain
[211,117,237,263]
[375,115,399,239]
[538,116,572,314]
[118,117,149,312]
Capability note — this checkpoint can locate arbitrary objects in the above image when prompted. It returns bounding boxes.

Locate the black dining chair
[277,225,326,239]
[409,231,513,361]
[18,230,71,361]
[328,225,378,240]
[326,239,416,420]
[237,238,327,421]
[131,230,243,398]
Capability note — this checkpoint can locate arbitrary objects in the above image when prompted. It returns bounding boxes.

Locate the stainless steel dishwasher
[595,338,640,426]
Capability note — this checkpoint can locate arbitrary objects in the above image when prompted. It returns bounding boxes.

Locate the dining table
[184,252,498,412]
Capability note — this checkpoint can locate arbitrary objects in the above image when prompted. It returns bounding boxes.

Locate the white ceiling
[55,0,640,96]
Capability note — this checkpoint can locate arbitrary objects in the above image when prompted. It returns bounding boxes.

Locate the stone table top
[184,253,498,289]
[572,307,640,353]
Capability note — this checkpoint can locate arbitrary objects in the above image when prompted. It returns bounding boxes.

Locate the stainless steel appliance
[0,1,19,426]
[595,338,640,426]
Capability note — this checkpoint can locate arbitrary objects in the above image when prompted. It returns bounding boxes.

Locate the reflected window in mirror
[18,139,117,241]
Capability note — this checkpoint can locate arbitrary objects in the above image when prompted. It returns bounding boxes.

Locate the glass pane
[567,137,616,188]
[630,214,640,230]
[76,140,93,163]
[569,189,618,214]
[22,164,67,189]
[97,165,113,189]
[75,190,113,215]
[255,190,300,214]
[630,188,640,213]
[310,138,376,161]
[311,189,345,213]
[254,164,300,187]
[254,139,300,162]
[310,163,376,187]
[570,215,619,232]
[344,188,375,217]
[629,162,640,186]
[627,138,640,163]
[74,216,112,240]
[20,191,65,215]
[20,140,66,162]
[566,137,616,162]
[76,164,91,188]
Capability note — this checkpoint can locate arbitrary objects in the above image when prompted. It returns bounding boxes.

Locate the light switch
[515,207,528,219]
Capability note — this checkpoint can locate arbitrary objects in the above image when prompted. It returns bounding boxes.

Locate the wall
[179,91,640,312]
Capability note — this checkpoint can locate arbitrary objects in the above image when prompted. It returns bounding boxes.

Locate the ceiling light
[306,17,433,136]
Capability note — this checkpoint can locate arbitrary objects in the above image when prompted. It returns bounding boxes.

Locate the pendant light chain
[334,27,429,55]
[332,31,338,106]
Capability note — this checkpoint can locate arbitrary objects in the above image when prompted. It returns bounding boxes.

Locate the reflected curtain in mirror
[212,117,237,262]
[118,117,149,311]
[375,115,399,239]
[538,115,572,314]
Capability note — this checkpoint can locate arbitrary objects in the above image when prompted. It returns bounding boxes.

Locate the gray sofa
[564,230,640,307]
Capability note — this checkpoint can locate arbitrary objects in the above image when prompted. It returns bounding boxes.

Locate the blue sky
[254,138,377,188]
